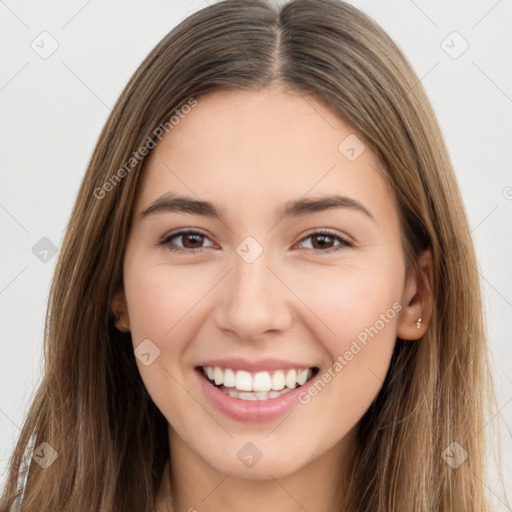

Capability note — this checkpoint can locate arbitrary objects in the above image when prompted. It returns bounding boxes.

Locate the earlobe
[111,287,131,332]
[396,249,433,340]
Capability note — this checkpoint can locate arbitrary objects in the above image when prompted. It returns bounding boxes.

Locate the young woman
[1,0,499,510]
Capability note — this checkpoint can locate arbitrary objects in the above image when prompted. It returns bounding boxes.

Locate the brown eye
[180,233,205,249]
[310,233,336,250]
[158,229,352,254]
[159,230,215,253]
[297,230,353,253]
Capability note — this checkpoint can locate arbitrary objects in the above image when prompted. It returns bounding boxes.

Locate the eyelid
[298,227,353,244]
[294,228,354,252]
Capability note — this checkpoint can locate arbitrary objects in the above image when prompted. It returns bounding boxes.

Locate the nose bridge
[233,245,270,303]
[214,238,291,339]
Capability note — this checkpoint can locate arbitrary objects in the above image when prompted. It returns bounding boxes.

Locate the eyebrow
[140,192,375,223]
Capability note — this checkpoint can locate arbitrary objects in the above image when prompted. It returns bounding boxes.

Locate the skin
[111,85,433,512]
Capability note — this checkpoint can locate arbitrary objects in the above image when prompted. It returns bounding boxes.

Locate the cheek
[124,258,212,344]
[121,254,200,383]
[290,259,402,345]
[122,260,213,427]
[290,261,402,417]
[122,256,225,405]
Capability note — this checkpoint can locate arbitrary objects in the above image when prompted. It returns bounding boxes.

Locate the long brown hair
[1,0,498,510]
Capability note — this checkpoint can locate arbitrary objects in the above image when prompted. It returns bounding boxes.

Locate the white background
[1,0,511,508]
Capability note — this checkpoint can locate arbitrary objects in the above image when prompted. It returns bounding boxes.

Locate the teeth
[285,369,297,389]
[223,386,294,400]
[213,367,223,385]
[297,369,309,386]
[253,371,272,392]
[271,370,285,390]
[223,368,236,387]
[202,366,313,393]
[235,370,253,391]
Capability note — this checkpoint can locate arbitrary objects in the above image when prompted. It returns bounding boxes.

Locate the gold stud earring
[416,317,422,329]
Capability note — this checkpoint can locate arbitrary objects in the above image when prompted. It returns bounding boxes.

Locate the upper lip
[197,358,316,373]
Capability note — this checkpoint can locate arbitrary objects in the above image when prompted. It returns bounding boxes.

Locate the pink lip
[197,358,314,372]
[195,367,318,423]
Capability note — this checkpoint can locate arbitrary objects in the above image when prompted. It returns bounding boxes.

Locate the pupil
[314,234,332,249]
[185,234,203,248]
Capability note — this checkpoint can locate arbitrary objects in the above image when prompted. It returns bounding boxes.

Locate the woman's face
[117,86,422,479]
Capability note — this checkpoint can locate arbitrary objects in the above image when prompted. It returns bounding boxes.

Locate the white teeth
[237,391,258,401]
[213,366,223,386]
[271,370,285,390]
[235,370,253,391]
[202,366,314,393]
[252,371,272,392]
[297,368,309,386]
[222,386,294,400]
[223,368,236,387]
[285,369,297,389]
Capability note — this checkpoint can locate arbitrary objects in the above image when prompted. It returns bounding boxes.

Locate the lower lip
[196,368,316,423]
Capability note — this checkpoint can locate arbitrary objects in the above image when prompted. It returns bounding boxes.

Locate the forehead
[135,86,398,227]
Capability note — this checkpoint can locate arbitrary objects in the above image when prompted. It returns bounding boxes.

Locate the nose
[212,246,293,342]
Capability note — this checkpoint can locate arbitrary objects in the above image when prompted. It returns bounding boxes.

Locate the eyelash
[158,229,354,254]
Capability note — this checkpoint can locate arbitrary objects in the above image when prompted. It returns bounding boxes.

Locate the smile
[200,366,319,401]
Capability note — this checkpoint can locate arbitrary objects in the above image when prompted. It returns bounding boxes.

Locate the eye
[158,229,215,253]
[158,228,353,254]
[295,230,353,253]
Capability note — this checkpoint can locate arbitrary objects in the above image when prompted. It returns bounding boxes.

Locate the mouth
[196,365,320,401]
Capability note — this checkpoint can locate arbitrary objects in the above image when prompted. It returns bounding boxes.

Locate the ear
[111,286,131,333]
[397,249,434,340]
